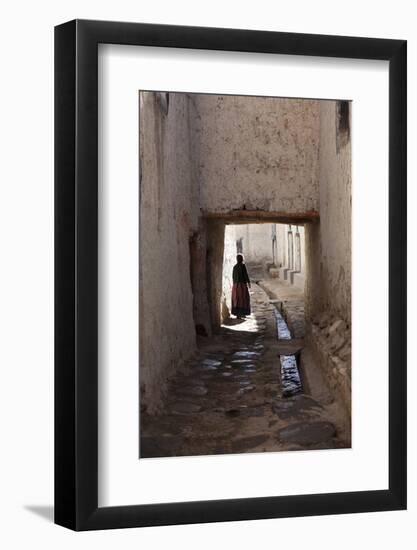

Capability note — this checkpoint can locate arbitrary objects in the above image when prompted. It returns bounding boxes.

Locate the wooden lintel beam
[201,210,320,224]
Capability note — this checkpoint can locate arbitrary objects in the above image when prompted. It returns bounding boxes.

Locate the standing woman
[231,254,251,319]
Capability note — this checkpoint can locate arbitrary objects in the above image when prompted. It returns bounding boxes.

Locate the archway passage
[140,219,351,458]
[220,220,307,327]
[198,211,318,335]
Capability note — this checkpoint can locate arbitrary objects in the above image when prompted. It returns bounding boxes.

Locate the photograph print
[139,91,352,458]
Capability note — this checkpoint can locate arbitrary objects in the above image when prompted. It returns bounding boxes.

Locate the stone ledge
[307,321,351,416]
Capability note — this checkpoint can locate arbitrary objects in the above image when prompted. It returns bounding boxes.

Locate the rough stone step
[276,339,304,356]
[272,395,322,419]
[171,402,203,415]
[231,434,270,452]
[140,435,185,458]
[277,421,336,445]
[177,385,208,397]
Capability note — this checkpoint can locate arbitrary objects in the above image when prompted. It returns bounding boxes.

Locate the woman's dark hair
[236,254,244,263]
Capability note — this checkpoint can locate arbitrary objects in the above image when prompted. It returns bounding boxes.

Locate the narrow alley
[139,93,352,459]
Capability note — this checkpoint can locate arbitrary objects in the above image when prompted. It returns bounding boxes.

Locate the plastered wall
[139,92,199,413]
[305,101,352,324]
[304,101,352,412]
[233,223,274,264]
[193,95,320,216]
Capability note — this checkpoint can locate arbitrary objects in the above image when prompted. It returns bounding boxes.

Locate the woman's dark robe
[231,263,251,317]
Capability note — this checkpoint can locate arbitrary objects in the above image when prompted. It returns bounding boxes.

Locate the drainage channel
[272,304,302,397]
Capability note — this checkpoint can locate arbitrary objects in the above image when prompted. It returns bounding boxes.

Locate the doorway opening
[220,222,306,334]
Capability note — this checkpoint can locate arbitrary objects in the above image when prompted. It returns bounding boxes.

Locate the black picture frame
[55,19,407,531]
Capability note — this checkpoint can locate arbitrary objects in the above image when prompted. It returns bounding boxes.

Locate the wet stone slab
[232,351,261,359]
[232,405,266,417]
[170,402,203,415]
[231,434,270,452]
[231,359,257,367]
[242,406,265,417]
[199,373,216,380]
[237,385,256,395]
[233,369,249,380]
[195,364,219,373]
[277,421,336,446]
[280,355,302,397]
[177,385,208,397]
[201,358,222,368]
[273,308,292,340]
[272,395,322,419]
[140,435,185,458]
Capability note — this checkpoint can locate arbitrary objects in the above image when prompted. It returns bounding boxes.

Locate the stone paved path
[140,283,349,458]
